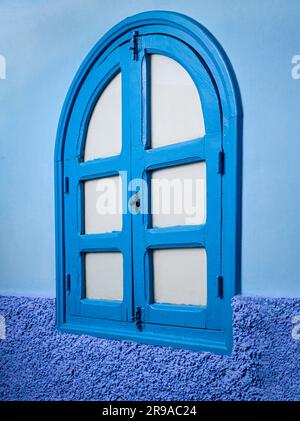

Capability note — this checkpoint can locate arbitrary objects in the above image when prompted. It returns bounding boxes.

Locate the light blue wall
[0,0,300,297]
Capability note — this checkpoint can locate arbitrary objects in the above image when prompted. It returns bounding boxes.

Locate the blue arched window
[55,11,242,354]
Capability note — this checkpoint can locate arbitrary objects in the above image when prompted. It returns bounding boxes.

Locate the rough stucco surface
[0,295,299,401]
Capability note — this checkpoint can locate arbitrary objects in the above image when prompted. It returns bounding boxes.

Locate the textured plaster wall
[1,295,299,401]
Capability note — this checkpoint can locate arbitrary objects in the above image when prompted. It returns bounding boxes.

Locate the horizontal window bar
[144,137,205,171]
[78,233,123,252]
[78,155,125,180]
[144,225,205,248]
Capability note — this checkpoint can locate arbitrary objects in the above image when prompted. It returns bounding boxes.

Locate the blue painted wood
[130,34,223,330]
[62,43,133,322]
[64,313,229,354]
[144,138,205,170]
[55,11,242,354]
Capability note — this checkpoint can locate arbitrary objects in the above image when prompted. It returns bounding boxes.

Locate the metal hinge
[130,31,140,60]
[66,273,71,291]
[217,275,223,298]
[218,149,225,175]
[135,306,144,331]
[64,176,69,194]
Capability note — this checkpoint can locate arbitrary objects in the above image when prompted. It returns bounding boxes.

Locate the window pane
[151,55,205,148]
[153,248,207,306]
[85,252,123,301]
[84,175,122,234]
[84,72,122,161]
[151,162,206,228]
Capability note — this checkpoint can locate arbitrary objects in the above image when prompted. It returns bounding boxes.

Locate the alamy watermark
[90,171,206,224]
[0,314,6,340]
[291,55,300,80]
[291,315,300,340]
[0,55,6,80]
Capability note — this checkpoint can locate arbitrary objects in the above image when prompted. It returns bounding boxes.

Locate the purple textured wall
[0,295,299,400]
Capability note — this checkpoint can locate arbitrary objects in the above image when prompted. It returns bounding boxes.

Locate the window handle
[130,192,141,211]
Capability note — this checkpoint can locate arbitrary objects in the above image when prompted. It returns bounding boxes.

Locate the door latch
[129,191,141,213]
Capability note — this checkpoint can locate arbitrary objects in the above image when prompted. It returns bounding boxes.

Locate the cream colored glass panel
[84,175,122,234]
[153,248,207,306]
[84,72,122,161]
[85,252,123,301]
[151,55,205,148]
[151,162,206,228]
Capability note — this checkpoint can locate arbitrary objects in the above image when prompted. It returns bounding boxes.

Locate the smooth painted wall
[0,0,300,297]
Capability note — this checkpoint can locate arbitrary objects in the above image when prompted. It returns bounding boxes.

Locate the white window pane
[151,55,205,148]
[84,175,122,234]
[84,72,122,161]
[151,162,206,228]
[85,252,123,301]
[153,248,207,306]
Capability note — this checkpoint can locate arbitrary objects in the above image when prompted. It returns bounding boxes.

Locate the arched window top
[83,52,207,163]
[55,11,242,163]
